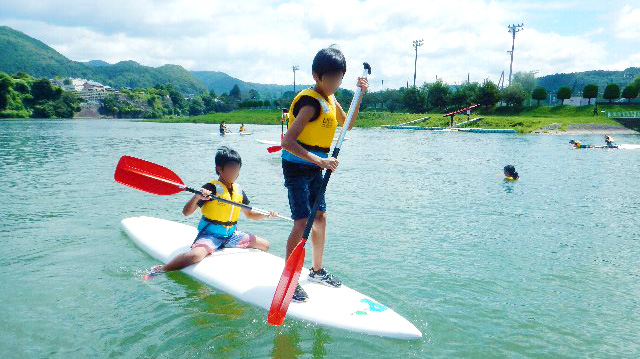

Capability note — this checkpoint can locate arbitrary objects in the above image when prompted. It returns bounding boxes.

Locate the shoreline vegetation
[2,66,639,134]
[143,105,640,134]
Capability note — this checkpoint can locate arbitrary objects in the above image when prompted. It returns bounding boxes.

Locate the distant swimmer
[503,165,519,181]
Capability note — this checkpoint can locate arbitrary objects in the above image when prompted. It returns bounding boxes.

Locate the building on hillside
[68,78,88,92]
[50,77,119,103]
[83,80,106,92]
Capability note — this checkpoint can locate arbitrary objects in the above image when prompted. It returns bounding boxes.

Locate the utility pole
[292,65,299,93]
[413,39,424,87]
[507,23,524,87]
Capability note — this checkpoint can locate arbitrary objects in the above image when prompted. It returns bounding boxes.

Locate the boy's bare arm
[336,77,369,130]
[182,188,211,216]
[336,100,347,125]
[241,207,277,219]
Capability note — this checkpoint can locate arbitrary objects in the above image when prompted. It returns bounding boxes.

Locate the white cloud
[615,5,640,40]
[0,0,635,90]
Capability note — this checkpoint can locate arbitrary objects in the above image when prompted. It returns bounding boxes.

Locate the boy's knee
[254,236,270,251]
[261,239,270,251]
[314,211,327,223]
[190,247,208,261]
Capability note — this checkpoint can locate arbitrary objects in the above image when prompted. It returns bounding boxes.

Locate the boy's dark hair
[503,165,518,178]
[312,45,346,79]
[215,146,242,174]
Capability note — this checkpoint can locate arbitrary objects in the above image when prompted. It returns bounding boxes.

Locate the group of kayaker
[146,46,369,303]
[569,135,618,149]
[219,122,247,135]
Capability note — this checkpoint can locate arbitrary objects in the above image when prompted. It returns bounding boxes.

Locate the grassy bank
[144,109,429,128]
[144,104,639,133]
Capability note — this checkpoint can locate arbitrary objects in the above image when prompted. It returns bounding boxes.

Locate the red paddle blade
[114,155,185,195]
[267,145,282,153]
[268,238,307,325]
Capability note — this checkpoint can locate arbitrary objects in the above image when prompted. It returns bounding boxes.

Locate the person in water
[569,139,594,149]
[144,147,276,278]
[219,121,229,135]
[240,124,246,133]
[503,165,519,181]
[281,45,368,302]
[604,135,617,148]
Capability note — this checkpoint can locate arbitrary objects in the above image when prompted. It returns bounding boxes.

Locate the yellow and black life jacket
[287,88,338,153]
[200,179,243,226]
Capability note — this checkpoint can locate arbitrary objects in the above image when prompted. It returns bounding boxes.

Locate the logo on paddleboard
[352,298,388,315]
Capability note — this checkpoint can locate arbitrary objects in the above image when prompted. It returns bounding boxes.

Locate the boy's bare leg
[310,210,327,271]
[249,236,270,251]
[286,219,306,259]
[162,246,209,272]
[286,211,327,270]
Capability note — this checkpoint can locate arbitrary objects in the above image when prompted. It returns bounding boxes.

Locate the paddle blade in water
[267,145,282,153]
[114,155,185,195]
[268,238,306,325]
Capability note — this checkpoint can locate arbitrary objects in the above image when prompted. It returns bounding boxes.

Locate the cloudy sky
[1,0,639,90]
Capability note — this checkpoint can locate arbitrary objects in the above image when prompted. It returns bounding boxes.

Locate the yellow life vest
[505,176,518,181]
[287,88,338,151]
[200,179,243,226]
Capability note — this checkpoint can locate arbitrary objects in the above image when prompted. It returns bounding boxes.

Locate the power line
[507,23,524,87]
[413,39,424,87]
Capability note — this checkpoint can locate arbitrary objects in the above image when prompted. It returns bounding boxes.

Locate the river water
[1,119,639,358]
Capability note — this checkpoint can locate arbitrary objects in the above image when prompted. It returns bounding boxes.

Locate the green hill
[0,26,205,93]
[88,61,206,93]
[192,70,312,99]
[83,60,110,67]
[0,25,317,96]
[538,68,640,92]
[0,25,91,78]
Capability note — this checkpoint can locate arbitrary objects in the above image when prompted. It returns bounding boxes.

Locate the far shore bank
[141,104,640,134]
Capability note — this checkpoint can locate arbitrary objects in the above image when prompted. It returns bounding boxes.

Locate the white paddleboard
[121,216,422,339]
[619,144,640,149]
[256,138,350,146]
[215,132,252,136]
[256,139,280,145]
[256,137,351,146]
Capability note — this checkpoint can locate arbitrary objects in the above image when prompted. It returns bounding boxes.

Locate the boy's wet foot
[292,284,308,303]
[309,267,342,288]
[143,264,164,280]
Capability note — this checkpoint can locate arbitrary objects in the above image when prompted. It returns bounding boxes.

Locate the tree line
[0,71,81,118]
[3,69,639,120]
[360,72,640,113]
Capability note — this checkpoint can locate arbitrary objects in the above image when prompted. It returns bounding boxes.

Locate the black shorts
[282,160,326,220]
